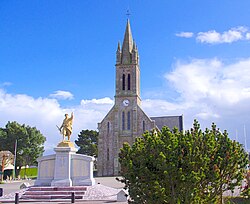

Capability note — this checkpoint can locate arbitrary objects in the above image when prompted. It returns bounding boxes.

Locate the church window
[107,148,109,161]
[127,111,131,130]
[128,74,131,90]
[143,121,145,132]
[122,74,125,90]
[107,122,110,133]
[122,111,125,130]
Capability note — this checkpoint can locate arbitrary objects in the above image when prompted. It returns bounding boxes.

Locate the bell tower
[115,19,141,104]
[114,19,141,136]
[97,19,156,176]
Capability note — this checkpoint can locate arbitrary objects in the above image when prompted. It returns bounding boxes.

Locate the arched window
[127,74,131,90]
[122,111,125,130]
[107,148,109,161]
[143,121,146,132]
[107,122,110,133]
[122,74,125,90]
[127,111,131,130]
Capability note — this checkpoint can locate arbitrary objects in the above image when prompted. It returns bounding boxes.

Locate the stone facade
[97,20,183,176]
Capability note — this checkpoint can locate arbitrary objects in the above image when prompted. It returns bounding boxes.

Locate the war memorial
[35,112,95,187]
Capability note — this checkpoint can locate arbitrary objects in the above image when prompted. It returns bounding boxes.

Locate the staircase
[21,186,87,200]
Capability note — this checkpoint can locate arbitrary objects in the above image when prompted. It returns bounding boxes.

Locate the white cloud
[0,89,63,153]
[166,58,250,105]
[246,33,250,40]
[1,82,12,87]
[177,26,250,44]
[49,90,74,100]
[176,32,194,38]
[158,57,250,150]
[197,30,221,44]
[81,97,113,105]
[197,26,248,44]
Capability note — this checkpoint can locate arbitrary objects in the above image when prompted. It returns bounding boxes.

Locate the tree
[119,120,248,204]
[0,121,46,176]
[75,129,98,157]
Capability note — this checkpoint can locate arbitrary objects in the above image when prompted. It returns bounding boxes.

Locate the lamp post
[13,140,17,180]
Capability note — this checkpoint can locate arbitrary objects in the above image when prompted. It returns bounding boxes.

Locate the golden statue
[58,112,74,141]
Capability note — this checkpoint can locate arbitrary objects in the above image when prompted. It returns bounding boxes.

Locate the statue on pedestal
[57,112,74,148]
[35,111,95,187]
[58,112,74,141]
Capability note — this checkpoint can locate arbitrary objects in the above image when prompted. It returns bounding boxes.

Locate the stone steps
[24,190,86,195]
[20,186,87,200]
[21,194,84,199]
[28,186,87,191]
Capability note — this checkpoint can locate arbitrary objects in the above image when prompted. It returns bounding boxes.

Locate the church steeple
[115,19,140,99]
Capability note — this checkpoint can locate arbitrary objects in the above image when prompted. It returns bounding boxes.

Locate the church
[97,20,183,176]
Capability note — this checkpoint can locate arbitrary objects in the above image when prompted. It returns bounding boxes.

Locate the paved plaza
[0,177,127,204]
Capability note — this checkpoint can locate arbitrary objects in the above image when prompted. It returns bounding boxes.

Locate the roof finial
[126,9,131,19]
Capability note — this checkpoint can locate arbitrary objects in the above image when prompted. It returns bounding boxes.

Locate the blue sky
[1,1,250,154]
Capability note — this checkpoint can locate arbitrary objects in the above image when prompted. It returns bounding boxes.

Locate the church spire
[121,19,134,64]
[122,19,133,53]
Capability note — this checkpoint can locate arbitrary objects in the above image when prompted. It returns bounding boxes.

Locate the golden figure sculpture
[58,112,74,141]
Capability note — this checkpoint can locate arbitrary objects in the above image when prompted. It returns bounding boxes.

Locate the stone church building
[97,20,183,176]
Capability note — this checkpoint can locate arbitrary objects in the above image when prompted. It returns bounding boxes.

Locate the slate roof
[150,115,184,131]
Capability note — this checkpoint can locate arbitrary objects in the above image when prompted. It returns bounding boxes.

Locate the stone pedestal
[51,146,76,187]
[35,141,95,187]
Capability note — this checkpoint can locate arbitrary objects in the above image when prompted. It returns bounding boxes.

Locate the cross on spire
[126,9,131,18]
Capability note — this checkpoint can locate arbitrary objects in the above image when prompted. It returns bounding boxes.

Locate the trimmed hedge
[19,167,37,179]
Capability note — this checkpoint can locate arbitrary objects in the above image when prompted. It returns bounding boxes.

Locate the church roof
[150,115,184,131]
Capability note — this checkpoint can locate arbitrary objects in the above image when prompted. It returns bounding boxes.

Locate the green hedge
[19,167,37,179]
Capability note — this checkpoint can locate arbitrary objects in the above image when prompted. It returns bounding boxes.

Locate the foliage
[75,129,98,157]
[119,120,248,204]
[0,121,46,176]
[241,187,250,198]
[19,167,38,179]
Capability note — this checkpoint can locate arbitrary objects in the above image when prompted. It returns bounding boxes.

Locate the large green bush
[119,120,248,204]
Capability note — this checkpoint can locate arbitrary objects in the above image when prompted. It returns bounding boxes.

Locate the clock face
[123,99,130,106]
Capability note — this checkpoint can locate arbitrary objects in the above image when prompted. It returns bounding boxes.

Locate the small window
[107,148,109,161]
[143,121,146,132]
[107,122,110,133]
[122,74,125,90]
[127,111,131,130]
[122,112,125,130]
[128,74,131,90]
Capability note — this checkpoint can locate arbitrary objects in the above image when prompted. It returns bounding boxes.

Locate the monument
[35,113,95,186]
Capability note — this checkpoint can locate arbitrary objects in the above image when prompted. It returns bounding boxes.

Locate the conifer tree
[119,120,248,203]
